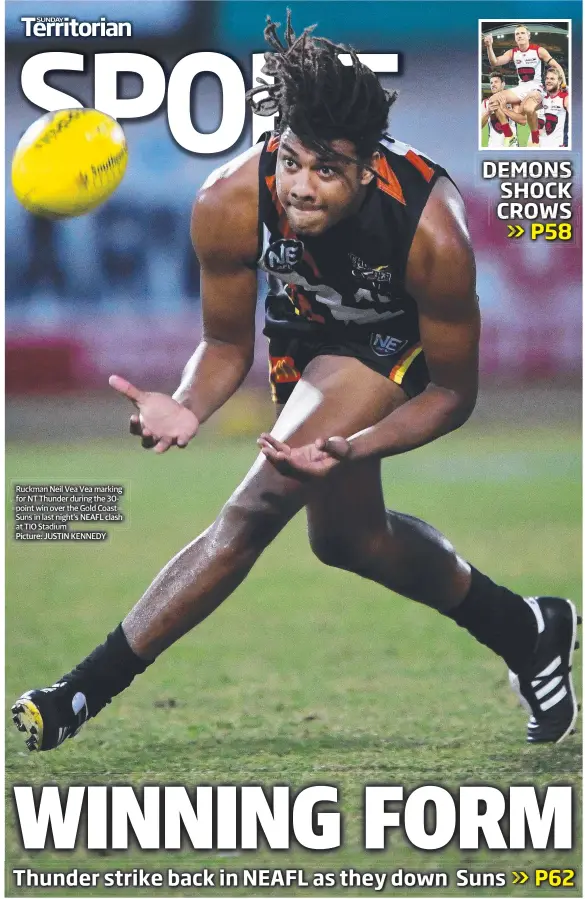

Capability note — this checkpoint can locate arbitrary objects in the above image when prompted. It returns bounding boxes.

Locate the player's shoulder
[529,43,541,50]
[413,177,471,272]
[192,144,261,263]
[379,137,445,183]
[377,139,461,230]
[198,143,261,209]
[407,176,472,286]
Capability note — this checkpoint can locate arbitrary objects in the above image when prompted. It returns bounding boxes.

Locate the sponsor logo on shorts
[264,239,304,274]
[269,356,301,383]
[370,334,408,357]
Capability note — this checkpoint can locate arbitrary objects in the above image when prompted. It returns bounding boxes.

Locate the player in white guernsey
[484,25,564,146]
[481,72,526,148]
[538,67,569,148]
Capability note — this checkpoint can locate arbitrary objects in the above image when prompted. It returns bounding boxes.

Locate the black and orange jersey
[257,131,454,337]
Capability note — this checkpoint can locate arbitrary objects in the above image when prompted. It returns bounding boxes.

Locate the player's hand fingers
[153,437,173,455]
[257,438,288,462]
[141,435,158,450]
[257,440,285,461]
[258,432,291,455]
[323,436,352,460]
[259,444,283,460]
[260,448,292,468]
[109,374,144,406]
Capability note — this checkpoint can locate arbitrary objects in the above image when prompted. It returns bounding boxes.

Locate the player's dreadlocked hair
[246,11,397,165]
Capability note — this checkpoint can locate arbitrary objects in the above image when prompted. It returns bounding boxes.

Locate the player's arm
[539,49,567,82]
[346,179,479,460]
[537,47,565,72]
[109,151,260,452]
[480,101,490,128]
[484,35,513,66]
[552,60,568,87]
[173,168,259,424]
[504,105,527,125]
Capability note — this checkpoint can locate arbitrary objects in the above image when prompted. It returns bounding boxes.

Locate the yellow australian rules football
[12,108,128,218]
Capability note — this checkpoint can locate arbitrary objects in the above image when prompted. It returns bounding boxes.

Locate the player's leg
[489,91,519,144]
[495,107,518,147]
[121,356,401,660]
[12,354,402,751]
[307,457,469,610]
[522,91,544,145]
[505,84,543,145]
[491,88,523,109]
[306,443,579,744]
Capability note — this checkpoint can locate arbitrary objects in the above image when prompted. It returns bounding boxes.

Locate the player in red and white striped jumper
[538,66,570,149]
[481,72,527,148]
[484,25,565,146]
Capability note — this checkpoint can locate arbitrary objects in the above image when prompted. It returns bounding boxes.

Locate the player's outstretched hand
[109,374,199,453]
[257,432,352,478]
[483,34,493,47]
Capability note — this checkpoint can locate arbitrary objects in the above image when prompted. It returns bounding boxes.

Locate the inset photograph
[479,20,570,149]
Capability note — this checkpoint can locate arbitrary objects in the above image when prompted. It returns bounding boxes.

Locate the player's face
[490,77,503,93]
[514,27,530,49]
[276,129,375,236]
[545,70,560,93]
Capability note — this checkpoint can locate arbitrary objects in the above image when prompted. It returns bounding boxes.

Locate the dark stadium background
[5,1,582,896]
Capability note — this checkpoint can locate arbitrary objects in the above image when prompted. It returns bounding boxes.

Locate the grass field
[5,426,582,897]
[482,123,530,147]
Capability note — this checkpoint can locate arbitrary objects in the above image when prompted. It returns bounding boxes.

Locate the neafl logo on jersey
[263,239,304,274]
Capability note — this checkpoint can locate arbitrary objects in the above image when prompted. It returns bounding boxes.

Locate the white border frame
[478,18,572,151]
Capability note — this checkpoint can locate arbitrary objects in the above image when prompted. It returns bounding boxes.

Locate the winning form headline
[14,784,572,851]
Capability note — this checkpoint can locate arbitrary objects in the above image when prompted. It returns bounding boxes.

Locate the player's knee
[218,485,297,551]
[310,530,385,573]
[309,533,345,568]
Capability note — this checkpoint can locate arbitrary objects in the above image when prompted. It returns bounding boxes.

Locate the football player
[14,15,578,753]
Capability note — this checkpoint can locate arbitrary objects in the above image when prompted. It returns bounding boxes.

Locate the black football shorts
[266,328,430,406]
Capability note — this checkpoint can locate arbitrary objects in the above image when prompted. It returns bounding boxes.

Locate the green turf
[482,123,530,147]
[5,427,581,897]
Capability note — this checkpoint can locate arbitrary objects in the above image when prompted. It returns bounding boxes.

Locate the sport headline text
[21,50,399,152]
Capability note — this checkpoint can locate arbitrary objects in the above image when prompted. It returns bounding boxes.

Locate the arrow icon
[512,871,529,884]
[507,225,525,238]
